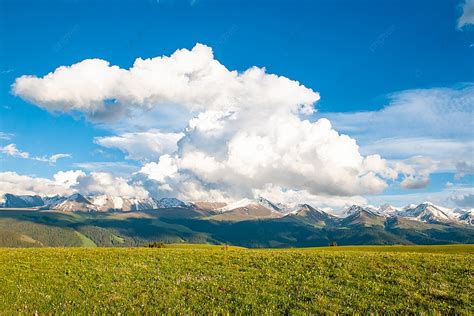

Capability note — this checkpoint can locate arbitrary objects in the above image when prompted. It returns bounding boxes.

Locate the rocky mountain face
[0,194,45,208]
[1,193,473,247]
[0,193,189,212]
[1,193,473,227]
[285,204,337,226]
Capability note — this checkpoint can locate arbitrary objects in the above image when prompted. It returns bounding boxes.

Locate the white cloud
[53,170,85,188]
[325,86,474,185]
[72,161,140,176]
[0,143,29,158]
[400,176,430,189]
[396,156,438,189]
[12,43,319,122]
[0,170,149,199]
[455,161,474,179]
[0,143,71,164]
[0,132,13,140]
[361,137,473,162]
[135,114,395,202]
[49,153,72,163]
[253,185,367,209]
[326,86,474,143]
[138,154,178,183]
[95,129,183,161]
[13,44,449,204]
[52,169,149,199]
[458,0,474,29]
[0,171,75,197]
[367,184,474,208]
[74,172,149,199]
[450,193,474,208]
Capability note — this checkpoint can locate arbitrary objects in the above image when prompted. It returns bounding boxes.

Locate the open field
[0,245,472,314]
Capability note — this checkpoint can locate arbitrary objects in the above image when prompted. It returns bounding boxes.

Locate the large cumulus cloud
[137,114,393,202]
[13,44,318,120]
[12,44,406,205]
[94,130,184,161]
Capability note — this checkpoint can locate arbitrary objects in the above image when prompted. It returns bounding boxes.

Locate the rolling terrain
[0,195,473,248]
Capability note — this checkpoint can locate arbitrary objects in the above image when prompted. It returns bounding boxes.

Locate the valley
[0,193,473,247]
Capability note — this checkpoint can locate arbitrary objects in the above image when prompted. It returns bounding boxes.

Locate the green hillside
[0,245,472,314]
[1,209,473,248]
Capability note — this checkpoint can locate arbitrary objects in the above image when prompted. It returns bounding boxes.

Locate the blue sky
[0,0,473,208]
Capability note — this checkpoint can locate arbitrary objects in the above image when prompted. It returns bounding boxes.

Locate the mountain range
[1,193,472,226]
[0,193,473,248]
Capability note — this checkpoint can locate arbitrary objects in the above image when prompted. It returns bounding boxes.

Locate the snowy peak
[216,197,285,214]
[217,198,253,212]
[399,202,454,224]
[0,193,472,226]
[0,194,44,208]
[291,203,322,215]
[67,193,92,204]
[256,197,282,212]
[288,203,336,225]
[43,195,67,206]
[457,210,474,225]
[339,205,386,227]
[402,204,418,211]
[343,205,378,217]
[49,194,189,212]
[155,198,188,209]
[127,197,159,211]
[50,193,95,212]
[378,204,399,214]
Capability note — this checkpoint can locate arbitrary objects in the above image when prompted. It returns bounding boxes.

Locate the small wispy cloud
[0,132,13,140]
[72,161,140,176]
[0,144,29,158]
[0,143,71,164]
[458,0,474,29]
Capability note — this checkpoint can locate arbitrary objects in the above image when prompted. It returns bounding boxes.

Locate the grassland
[0,245,472,314]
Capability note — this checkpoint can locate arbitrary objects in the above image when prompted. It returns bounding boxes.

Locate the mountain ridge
[0,193,473,248]
[1,193,472,227]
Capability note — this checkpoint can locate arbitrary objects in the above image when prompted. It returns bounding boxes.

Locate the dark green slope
[0,209,473,248]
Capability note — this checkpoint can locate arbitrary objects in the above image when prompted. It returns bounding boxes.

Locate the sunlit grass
[0,245,472,313]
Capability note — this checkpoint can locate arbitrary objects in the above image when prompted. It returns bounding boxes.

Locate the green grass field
[0,245,472,314]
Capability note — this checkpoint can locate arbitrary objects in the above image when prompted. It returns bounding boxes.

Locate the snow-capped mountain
[256,197,282,212]
[378,204,400,215]
[330,202,474,227]
[155,197,189,209]
[0,193,189,212]
[342,205,379,217]
[0,193,44,208]
[43,195,67,206]
[286,204,337,225]
[50,193,96,212]
[215,197,288,217]
[396,202,456,224]
[216,198,254,212]
[0,193,472,226]
[337,205,386,227]
[87,195,160,212]
[457,210,474,225]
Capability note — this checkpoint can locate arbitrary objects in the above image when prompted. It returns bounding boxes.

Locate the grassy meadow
[0,244,473,314]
